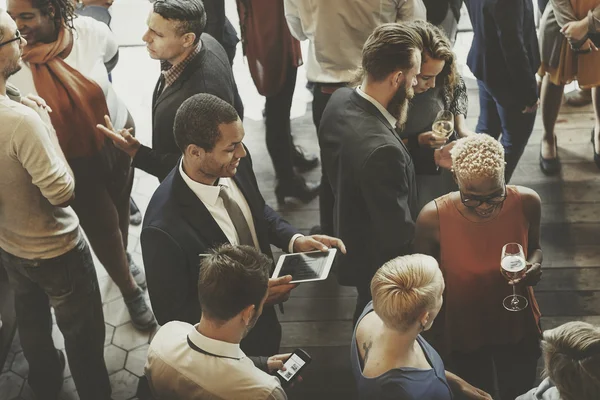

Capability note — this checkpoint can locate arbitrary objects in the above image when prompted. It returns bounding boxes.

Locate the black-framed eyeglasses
[0,30,22,48]
[460,183,507,208]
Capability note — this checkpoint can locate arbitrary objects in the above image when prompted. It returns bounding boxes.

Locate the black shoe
[539,139,561,175]
[130,198,142,226]
[275,176,320,205]
[292,146,319,173]
[591,128,600,170]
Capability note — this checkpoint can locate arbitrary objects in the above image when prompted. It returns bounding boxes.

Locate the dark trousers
[240,306,281,356]
[265,66,298,181]
[445,337,540,400]
[353,280,372,326]
[70,142,134,291]
[1,239,111,400]
[476,80,537,182]
[313,82,346,236]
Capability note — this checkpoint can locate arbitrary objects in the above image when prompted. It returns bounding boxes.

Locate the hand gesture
[461,384,493,400]
[434,140,456,170]
[522,99,540,114]
[96,115,140,158]
[561,19,589,42]
[267,353,291,373]
[510,262,542,287]
[418,131,448,149]
[21,94,53,125]
[265,275,297,306]
[292,235,347,254]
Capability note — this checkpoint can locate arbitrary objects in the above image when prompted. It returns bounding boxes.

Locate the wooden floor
[1,2,600,398]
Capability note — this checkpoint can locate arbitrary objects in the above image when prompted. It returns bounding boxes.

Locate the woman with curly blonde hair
[414,134,544,400]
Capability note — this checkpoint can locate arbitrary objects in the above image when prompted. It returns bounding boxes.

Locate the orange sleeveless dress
[430,187,542,357]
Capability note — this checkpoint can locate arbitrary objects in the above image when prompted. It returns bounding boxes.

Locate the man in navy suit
[140,93,345,356]
[464,0,540,181]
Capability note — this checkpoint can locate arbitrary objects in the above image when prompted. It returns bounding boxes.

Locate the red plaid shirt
[160,43,202,89]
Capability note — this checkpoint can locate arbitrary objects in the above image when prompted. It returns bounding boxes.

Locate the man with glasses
[0,10,111,400]
[413,134,543,400]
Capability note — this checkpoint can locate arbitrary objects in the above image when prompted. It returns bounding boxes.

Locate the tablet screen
[278,252,330,281]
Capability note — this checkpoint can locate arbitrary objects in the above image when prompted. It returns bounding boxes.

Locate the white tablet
[272,249,337,283]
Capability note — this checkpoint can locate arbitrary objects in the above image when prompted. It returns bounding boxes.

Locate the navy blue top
[351,302,453,400]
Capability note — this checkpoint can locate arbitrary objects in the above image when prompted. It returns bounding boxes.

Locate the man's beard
[387,84,414,130]
[3,59,22,81]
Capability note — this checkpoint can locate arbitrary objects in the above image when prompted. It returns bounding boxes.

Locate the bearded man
[319,22,454,324]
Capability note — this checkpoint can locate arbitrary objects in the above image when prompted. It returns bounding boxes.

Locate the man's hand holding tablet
[267,235,346,306]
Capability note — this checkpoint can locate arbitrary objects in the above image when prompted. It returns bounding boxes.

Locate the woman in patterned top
[401,20,474,211]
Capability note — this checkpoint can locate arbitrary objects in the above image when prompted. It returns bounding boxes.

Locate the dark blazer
[141,152,299,355]
[319,88,423,288]
[465,0,540,109]
[133,33,243,181]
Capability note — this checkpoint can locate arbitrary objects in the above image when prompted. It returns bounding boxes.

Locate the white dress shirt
[284,0,427,83]
[146,321,287,400]
[356,86,398,128]
[179,162,301,253]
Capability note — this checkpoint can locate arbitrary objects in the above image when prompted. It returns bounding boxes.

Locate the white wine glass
[500,243,528,312]
[432,110,454,139]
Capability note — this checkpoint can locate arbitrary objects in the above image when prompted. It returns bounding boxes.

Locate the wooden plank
[523,181,600,204]
[281,321,354,348]
[535,291,600,316]
[511,162,600,185]
[278,297,355,323]
[536,268,600,291]
[541,223,600,246]
[540,315,600,330]
[542,203,600,224]
[542,245,600,269]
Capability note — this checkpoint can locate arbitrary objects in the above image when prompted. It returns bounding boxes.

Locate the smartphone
[276,349,311,386]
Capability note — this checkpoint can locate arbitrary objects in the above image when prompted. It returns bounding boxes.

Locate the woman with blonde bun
[351,254,491,399]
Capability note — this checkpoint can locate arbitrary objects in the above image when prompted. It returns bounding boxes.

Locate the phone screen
[277,353,307,382]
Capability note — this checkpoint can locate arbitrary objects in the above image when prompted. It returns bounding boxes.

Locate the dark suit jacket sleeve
[492,0,538,108]
[141,226,201,325]
[203,0,226,44]
[406,137,439,176]
[134,145,181,182]
[360,145,415,260]
[245,150,300,250]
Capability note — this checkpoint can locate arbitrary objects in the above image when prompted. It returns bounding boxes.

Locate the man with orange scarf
[8,0,157,331]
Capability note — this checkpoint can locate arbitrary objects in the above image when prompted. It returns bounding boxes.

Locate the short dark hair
[173,93,239,152]
[360,23,423,82]
[153,0,206,45]
[197,245,271,323]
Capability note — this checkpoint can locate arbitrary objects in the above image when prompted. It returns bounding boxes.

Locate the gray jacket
[517,378,561,400]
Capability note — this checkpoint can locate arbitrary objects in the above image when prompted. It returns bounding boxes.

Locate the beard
[387,83,414,130]
[3,58,22,81]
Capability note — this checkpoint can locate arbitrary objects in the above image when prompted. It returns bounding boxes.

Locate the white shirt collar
[188,324,245,360]
[179,160,231,206]
[355,86,397,128]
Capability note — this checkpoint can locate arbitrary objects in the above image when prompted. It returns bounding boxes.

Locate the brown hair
[410,20,458,91]
[542,321,600,400]
[355,22,423,84]
[197,244,271,323]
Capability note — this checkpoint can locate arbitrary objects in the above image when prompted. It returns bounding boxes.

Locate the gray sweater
[517,378,561,400]
[0,95,80,259]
